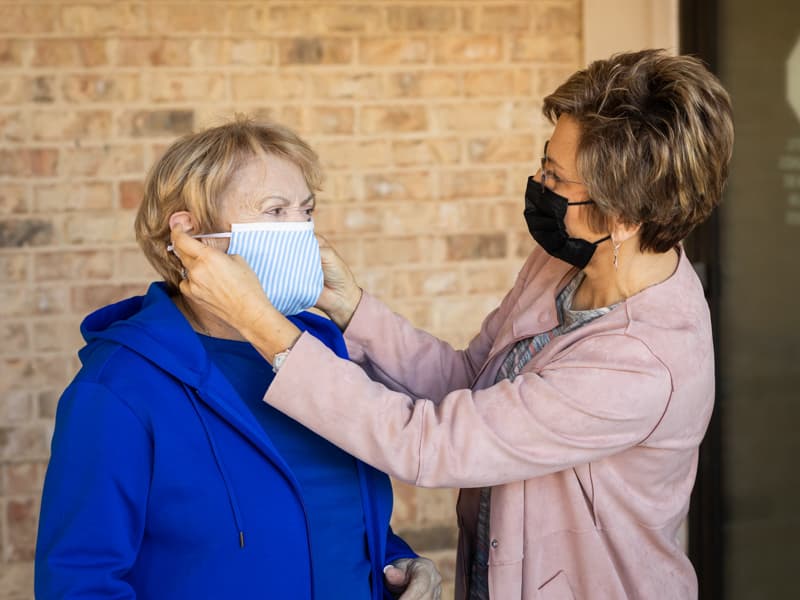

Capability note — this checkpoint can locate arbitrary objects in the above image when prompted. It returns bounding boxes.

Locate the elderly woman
[172,50,734,599]
[35,119,441,600]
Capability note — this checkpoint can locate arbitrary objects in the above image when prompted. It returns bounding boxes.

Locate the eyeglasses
[539,140,586,193]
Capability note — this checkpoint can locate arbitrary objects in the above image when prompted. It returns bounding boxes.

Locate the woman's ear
[609,219,641,244]
[169,211,198,233]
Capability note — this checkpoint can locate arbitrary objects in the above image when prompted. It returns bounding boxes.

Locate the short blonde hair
[543,49,734,252]
[135,117,322,291]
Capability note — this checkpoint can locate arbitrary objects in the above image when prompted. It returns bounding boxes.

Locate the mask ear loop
[167,232,231,253]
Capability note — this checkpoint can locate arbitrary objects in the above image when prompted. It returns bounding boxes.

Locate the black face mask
[523,176,610,269]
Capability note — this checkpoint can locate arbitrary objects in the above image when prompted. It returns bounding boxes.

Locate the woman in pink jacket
[172,50,734,599]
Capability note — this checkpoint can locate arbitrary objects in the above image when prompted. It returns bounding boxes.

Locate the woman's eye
[265,207,284,216]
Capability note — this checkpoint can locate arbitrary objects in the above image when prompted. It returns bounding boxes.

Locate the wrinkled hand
[170,228,295,359]
[315,235,362,330]
[384,557,442,600]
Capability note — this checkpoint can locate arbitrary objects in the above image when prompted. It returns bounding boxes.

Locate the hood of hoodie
[80,282,214,389]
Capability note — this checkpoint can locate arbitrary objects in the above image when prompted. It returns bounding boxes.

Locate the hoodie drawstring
[184,384,246,549]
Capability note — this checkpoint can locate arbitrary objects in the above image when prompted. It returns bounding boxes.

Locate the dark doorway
[681,1,800,598]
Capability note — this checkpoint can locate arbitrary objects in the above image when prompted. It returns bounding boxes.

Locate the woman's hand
[315,235,362,330]
[384,558,442,600]
[170,228,299,361]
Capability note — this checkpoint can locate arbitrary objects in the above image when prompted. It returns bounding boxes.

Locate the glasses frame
[539,141,591,205]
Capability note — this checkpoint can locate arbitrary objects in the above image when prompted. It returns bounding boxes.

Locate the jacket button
[490,539,499,548]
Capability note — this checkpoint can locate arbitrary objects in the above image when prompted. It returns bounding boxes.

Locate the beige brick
[378,202,440,234]
[364,171,433,201]
[511,230,537,258]
[531,2,582,36]
[536,65,576,96]
[0,254,29,283]
[278,38,354,66]
[463,262,518,294]
[30,110,113,142]
[434,35,502,64]
[478,4,532,31]
[114,37,191,67]
[386,71,460,98]
[390,480,418,529]
[0,149,59,178]
[62,73,142,103]
[0,561,34,600]
[38,390,60,420]
[317,173,361,203]
[63,211,136,244]
[117,246,159,280]
[0,39,32,68]
[117,109,194,138]
[227,5,274,34]
[71,283,145,315]
[0,390,33,427]
[439,168,508,199]
[336,205,381,233]
[0,185,29,215]
[3,462,46,495]
[309,106,355,135]
[119,180,145,210]
[359,37,430,65]
[311,72,383,99]
[34,182,114,213]
[320,5,383,32]
[232,72,306,101]
[446,233,507,260]
[467,133,535,164]
[511,33,581,63]
[511,100,549,130]
[0,425,51,462]
[0,4,58,34]
[147,3,226,33]
[229,39,276,66]
[433,101,512,132]
[360,106,428,134]
[392,268,460,298]
[0,217,56,248]
[0,76,25,105]
[387,6,458,31]
[415,487,460,525]
[60,3,145,35]
[5,497,39,561]
[464,69,516,97]
[392,138,461,166]
[35,250,114,282]
[0,109,26,144]
[32,319,83,353]
[433,295,501,332]
[148,72,227,103]
[363,236,421,267]
[0,287,69,319]
[0,323,29,356]
[314,140,390,170]
[33,38,108,68]
[59,145,143,178]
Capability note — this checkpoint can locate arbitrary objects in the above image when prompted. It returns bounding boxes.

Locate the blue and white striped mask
[196,221,323,316]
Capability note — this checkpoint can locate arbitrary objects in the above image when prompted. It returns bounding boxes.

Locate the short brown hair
[135,117,322,291]
[542,49,734,252]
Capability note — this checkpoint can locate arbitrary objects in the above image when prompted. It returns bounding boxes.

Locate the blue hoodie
[35,282,415,599]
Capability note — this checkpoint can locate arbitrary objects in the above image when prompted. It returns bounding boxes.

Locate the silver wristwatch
[272,349,291,374]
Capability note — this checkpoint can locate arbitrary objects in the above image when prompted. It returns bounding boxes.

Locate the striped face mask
[194,221,323,316]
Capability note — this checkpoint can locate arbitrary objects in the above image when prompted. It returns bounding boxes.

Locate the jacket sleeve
[384,526,417,564]
[35,381,151,599]
[264,332,672,488]
[343,285,520,404]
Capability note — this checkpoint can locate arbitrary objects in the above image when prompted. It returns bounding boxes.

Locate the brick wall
[0,1,582,597]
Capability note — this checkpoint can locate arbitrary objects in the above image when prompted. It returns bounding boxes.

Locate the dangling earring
[612,239,622,270]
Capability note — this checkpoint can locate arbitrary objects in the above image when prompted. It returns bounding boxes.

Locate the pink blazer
[266,246,713,599]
